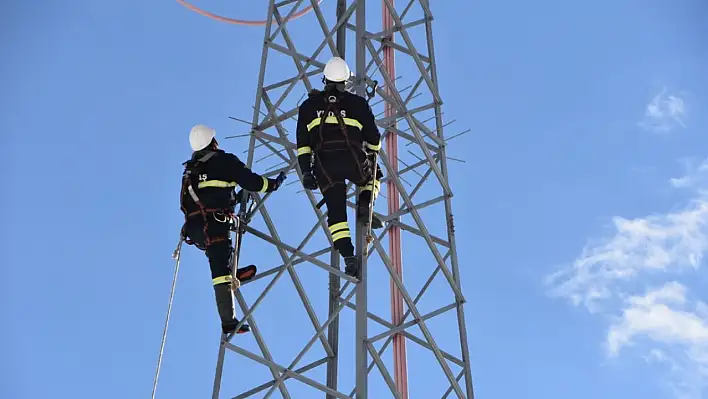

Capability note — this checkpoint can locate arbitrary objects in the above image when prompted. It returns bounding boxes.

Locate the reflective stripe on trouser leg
[322,183,354,258]
[213,275,233,285]
[358,166,383,206]
[329,220,354,258]
[329,221,351,243]
[360,179,381,200]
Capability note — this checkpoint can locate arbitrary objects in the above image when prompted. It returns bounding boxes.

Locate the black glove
[269,171,287,192]
[302,172,318,190]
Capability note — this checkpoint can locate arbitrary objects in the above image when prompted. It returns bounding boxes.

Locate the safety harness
[179,151,233,249]
[309,89,370,193]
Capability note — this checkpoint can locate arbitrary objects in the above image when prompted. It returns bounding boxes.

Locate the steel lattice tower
[183,1,475,398]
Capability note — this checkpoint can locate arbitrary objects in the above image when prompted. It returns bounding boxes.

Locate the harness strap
[312,92,368,193]
[180,151,230,249]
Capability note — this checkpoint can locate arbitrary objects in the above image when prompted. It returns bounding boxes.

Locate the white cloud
[639,87,687,133]
[547,158,708,397]
[545,197,708,310]
[607,282,708,355]
[546,158,708,309]
[608,283,708,399]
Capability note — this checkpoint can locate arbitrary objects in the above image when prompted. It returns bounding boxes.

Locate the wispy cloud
[546,158,708,397]
[639,87,687,133]
[545,193,708,311]
[607,282,708,355]
[609,283,708,399]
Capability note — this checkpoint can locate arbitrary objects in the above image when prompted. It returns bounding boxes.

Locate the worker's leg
[357,164,384,229]
[201,218,250,335]
[322,182,361,278]
[316,153,361,278]
[322,182,354,258]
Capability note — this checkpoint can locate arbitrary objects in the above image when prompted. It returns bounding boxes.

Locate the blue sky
[2,1,708,398]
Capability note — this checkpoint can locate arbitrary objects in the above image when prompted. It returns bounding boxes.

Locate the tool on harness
[179,151,233,249]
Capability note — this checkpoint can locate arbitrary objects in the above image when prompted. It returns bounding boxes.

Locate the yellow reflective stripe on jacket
[332,230,351,242]
[365,141,381,151]
[297,146,312,156]
[307,116,363,132]
[213,275,233,285]
[198,180,238,189]
[259,176,268,193]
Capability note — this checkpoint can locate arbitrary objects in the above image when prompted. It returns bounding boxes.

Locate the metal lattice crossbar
[208,1,474,398]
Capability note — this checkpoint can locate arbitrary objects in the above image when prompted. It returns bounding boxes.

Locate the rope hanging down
[151,236,184,399]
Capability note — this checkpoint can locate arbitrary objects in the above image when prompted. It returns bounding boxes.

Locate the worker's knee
[359,179,381,201]
[206,240,232,275]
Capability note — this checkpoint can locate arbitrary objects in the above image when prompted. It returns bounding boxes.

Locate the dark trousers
[185,213,234,286]
[314,151,383,258]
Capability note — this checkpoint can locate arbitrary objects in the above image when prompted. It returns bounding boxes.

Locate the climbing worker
[179,124,286,335]
[295,56,384,279]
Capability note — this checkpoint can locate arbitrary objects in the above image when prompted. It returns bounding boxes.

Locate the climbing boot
[235,264,257,283]
[344,256,360,279]
[213,284,250,335]
[357,203,383,229]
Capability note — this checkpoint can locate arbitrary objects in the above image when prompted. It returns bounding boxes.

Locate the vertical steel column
[326,3,347,397]
[326,251,341,399]
[424,11,474,398]
[382,1,408,397]
[335,0,347,58]
[355,1,368,398]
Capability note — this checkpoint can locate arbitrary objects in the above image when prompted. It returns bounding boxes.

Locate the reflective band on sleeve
[213,275,233,285]
[306,117,363,132]
[365,141,381,151]
[198,180,238,189]
[332,230,351,242]
[259,176,269,193]
[297,146,312,156]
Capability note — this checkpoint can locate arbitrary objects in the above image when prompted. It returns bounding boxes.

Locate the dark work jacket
[296,88,381,174]
[180,149,277,215]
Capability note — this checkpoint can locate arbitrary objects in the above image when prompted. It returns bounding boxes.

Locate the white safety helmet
[189,124,216,151]
[323,57,351,83]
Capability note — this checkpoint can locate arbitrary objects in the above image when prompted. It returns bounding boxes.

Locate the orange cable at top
[176,0,324,26]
